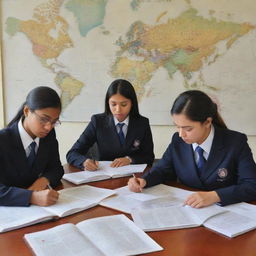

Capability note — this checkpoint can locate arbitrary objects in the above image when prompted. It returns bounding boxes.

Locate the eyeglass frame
[32,111,61,127]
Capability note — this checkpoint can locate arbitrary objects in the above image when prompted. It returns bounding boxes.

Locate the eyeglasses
[33,111,61,127]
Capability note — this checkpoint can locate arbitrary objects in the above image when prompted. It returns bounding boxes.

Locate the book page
[224,202,256,219]
[203,211,256,238]
[100,184,183,213]
[100,194,143,213]
[0,205,54,233]
[105,163,147,177]
[77,214,162,256]
[63,171,110,184]
[62,162,146,184]
[43,185,115,217]
[24,223,105,256]
[131,206,201,231]
[184,204,228,223]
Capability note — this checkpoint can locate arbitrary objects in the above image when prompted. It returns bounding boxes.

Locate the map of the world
[2,0,256,134]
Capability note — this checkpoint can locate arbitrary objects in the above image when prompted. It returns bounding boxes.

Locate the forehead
[36,107,61,119]
[109,93,130,102]
[172,113,199,127]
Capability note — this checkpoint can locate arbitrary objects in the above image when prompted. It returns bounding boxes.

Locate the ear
[205,117,213,127]
[23,105,30,117]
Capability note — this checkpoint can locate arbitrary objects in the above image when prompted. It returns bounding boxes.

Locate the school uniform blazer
[66,113,154,168]
[0,122,64,206]
[143,126,256,206]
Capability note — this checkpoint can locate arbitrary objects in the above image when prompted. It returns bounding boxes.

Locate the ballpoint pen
[133,174,142,192]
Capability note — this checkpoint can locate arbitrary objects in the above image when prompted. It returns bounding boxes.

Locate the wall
[56,122,256,164]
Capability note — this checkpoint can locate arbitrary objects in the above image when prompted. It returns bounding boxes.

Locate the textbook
[131,204,256,238]
[63,161,147,184]
[0,185,115,233]
[24,214,163,256]
[100,184,192,214]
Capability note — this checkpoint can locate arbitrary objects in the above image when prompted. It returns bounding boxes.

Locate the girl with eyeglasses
[0,86,64,206]
[128,90,256,208]
[66,79,154,171]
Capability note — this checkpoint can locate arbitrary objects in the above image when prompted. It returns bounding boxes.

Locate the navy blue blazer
[143,127,256,206]
[66,113,154,168]
[0,122,64,206]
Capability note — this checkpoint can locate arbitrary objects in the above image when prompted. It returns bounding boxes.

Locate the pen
[133,174,142,192]
[47,183,53,190]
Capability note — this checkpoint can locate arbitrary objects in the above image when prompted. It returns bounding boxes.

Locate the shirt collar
[192,125,215,155]
[113,115,129,126]
[18,118,40,150]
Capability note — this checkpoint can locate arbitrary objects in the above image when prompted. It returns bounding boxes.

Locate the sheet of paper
[224,202,256,220]
[24,223,105,256]
[43,185,115,217]
[203,211,256,238]
[0,206,54,232]
[131,206,201,231]
[77,214,163,256]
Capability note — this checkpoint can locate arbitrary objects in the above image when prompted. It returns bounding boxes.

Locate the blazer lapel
[10,123,30,174]
[125,117,137,147]
[202,128,226,180]
[107,115,122,147]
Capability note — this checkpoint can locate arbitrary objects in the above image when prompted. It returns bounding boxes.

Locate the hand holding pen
[127,174,146,192]
[83,158,99,171]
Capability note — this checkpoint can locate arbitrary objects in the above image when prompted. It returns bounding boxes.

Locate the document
[24,214,163,256]
[131,203,256,238]
[131,205,227,231]
[0,185,115,233]
[203,202,256,238]
[63,161,147,184]
[100,184,189,213]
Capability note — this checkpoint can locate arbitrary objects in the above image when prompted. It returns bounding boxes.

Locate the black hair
[8,86,61,127]
[104,79,140,118]
[171,90,227,129]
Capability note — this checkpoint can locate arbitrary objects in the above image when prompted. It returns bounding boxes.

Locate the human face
[23,106,61,139]
[172,114,212,145]
[109,93,132,122]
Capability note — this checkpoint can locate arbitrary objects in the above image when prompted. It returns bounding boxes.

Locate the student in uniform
[0,86,64,206]
[66,79,154,171]
[128,90,256,208]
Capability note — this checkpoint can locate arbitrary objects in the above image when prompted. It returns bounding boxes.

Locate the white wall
[56,122,256,164]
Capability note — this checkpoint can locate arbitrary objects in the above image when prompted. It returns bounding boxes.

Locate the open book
[24,214,163,256]
[131,203,256,238]
[0,185,115,233]
[63,161,147,184]
[100,184,191,214]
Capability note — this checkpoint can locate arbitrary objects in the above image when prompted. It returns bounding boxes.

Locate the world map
[2,0,256,134]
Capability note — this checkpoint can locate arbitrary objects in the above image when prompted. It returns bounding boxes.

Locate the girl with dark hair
[128,90,256,208]
[67,79,154,170]
[0,86,64,206]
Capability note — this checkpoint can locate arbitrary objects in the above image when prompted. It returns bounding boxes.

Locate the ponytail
[171,90,227,129]
[7,86,61,128]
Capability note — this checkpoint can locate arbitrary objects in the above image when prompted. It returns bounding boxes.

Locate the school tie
[117,123,125,146]
[195,146,206,176]
[27,141,36,167]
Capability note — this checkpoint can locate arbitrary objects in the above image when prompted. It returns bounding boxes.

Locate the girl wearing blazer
[0,86,64,206]
[128,90,256,208]
[66,79,154,171]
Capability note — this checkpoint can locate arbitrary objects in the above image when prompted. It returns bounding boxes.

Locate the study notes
[131,204,227,231]
[0,185,115,233]
[63,161,147,184]
[131,203,256,238]
[100,184,192,214]
[24,214,163,256]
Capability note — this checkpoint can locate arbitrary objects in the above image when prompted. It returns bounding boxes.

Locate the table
[0,165,255,256]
